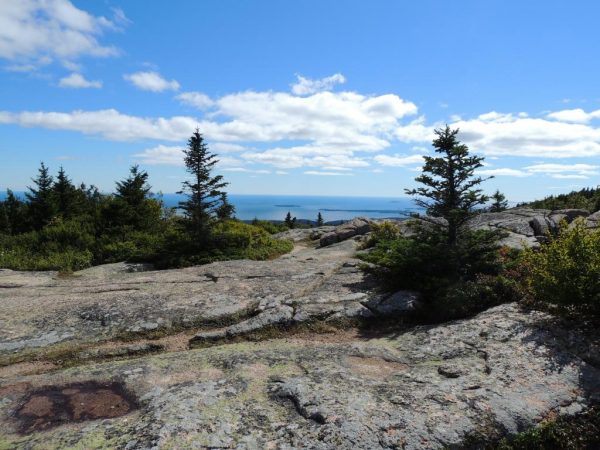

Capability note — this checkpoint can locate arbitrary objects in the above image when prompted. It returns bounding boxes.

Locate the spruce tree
[53,166,79,219]
[178,130,229,241]
[4,189,24,234]
[284,211,294,228]
[115,165,151,207]
[405,126,490,245]
[216,192,235,220]
[0,202,8,234]
[107,166,160,232]
[26,162,56,229]
[317,212,324,226]
[489,190,508,212]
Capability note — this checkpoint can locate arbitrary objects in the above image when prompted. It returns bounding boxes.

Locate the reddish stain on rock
[15,381,137,433]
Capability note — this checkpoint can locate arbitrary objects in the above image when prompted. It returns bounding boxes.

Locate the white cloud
[291,73,346,95]
[475,163,599,179]
[242,145,370,170]
[524,163,599,179]
[176,91,214,109]
[546,108,600,124]
[133,144,242,167]
[374,154,424,167]
[58,72,102,88]
[211,142,246,153]
[478,168,531,177]
[0,109,197,141]
[451,114,600,158]
[124,71,180,92]
[0,0,121,66]
[304,171,351,176]
[223,167,270,174]
[0,84,419,174]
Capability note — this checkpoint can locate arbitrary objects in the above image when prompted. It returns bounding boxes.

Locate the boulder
[550,209,590,221]
[319,217,372,247]
[529,216,551,236]
[364,290,421,315]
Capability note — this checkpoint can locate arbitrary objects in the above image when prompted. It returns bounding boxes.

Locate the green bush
[521,218,600,316]
[360,224,509,320]
[152,220,293,268]
[250,219,288,234]
[362,220,401,248]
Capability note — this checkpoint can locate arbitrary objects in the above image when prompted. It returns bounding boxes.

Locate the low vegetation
[0,131,293,271]
[520,218,600,317]
[362,126,600,322]
[522,186,600,211]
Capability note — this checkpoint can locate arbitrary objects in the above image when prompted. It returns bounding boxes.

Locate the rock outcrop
[319,217,372,247]
[1,210,599,449]
[1,302,598,449]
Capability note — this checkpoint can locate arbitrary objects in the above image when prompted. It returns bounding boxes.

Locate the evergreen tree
[489,190,508,212]
[284,211,294,228]
[0,202,8,234]
[26,162,56,229]
[53,166,79,219]
[178,130,229,241]
[115,165,151,207]
[405,126,490,245]
[105,166,160,232]
[216,192,235,220]
[316,212,324,226]
[4,189,24,234]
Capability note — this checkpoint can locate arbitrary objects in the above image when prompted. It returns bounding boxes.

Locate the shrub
[251,219,288,234]
[360,223,509,320]
[363,221,401,248]
[521,218,600,316]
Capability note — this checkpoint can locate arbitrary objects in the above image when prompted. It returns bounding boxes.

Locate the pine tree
[26,162,56,229]
[4,189,24,234]
[405,126,490,245]
[53,166,79,219]
[115,165,151,207]
[489,190,508,212]
[316,212,324,226]
[178,130,229,241]
[284,211,294,228]
[0,202,8,234]
[105,166,160,232]
[216,192,235,220]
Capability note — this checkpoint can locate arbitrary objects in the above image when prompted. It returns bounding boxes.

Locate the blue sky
[1,0,600,201]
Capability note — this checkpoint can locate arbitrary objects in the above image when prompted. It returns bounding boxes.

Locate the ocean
[161,194,420,221]
[0,191,421,222]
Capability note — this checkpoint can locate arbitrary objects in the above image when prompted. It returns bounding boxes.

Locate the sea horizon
[0,191,421,222]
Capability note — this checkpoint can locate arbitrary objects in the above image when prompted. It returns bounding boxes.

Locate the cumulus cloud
[304,171,351,176]
[546,108,600,124]
[58,72,102,88]
[242,145,370,170]
[451,112,600,158]
[222,167,270,174]
[374,154,424,167]
[176,91,214,109]
[476,163,599,179]
[291,73,346,95]
[0,0,122,66]
[0,109,197,141]
[524,163,599,179]
[0,83,419,172]
[133,144,242,167]
[477,168,531,177]
[124,71,180,92]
